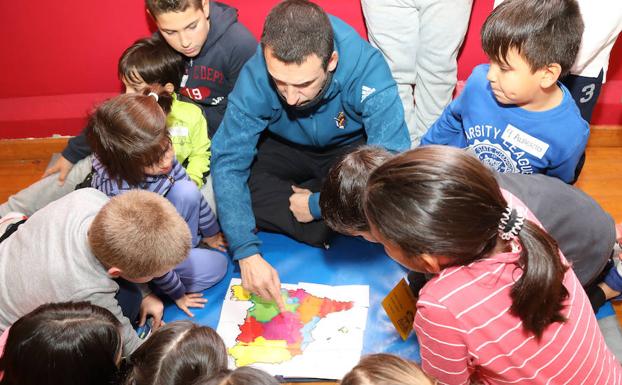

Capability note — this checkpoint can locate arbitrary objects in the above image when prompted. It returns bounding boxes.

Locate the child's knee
[183,250,229,292]
[167,180,201,207]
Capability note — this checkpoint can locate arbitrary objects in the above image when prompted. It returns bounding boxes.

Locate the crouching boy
[0,188,191,355]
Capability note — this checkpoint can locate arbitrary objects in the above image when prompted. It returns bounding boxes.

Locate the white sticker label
[501,124,549,159]
[169,126,189,137]
[181,74,189,87]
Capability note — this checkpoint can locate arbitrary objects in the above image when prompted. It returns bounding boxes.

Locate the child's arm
[414,299,471,385]
[43,132,92,184]
[544,128,589,183]
[420,94,467,147]
[184,112,210,188]
[150,271,206,317]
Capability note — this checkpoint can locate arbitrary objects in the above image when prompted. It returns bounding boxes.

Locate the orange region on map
[228,285,354,366]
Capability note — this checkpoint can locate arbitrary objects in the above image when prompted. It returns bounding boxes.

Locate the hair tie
[148,92,159,102]
[498,206,524,240]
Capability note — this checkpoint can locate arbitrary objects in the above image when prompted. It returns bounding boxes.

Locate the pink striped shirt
[414,191,621,385]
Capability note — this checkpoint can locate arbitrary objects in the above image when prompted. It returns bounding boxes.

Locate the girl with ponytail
[364,145,620,385]
[85,86,228,319]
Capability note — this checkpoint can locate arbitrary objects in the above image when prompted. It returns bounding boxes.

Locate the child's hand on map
[202,232,228,252]
[175,293,208,317]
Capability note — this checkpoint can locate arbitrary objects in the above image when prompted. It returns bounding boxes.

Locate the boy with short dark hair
[421,0,589,184]
[146,0,257,138]
[0,189,191,355]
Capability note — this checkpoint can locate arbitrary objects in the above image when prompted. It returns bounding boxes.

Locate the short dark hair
[0,302,122,385]
[85,85,174,186]
[118,36,184,91]
[320,146,392,234]
[481,0,583,77]
[123,321,228,385]
[146,0,203,17]
[260,0,334,69]
[192,367,280,385]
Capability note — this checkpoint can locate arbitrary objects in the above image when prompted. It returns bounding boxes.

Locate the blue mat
[163,232,421,362]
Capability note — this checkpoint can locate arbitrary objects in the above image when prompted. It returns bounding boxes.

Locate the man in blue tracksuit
[212,0,410,309]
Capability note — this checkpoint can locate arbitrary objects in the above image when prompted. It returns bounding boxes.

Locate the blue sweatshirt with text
[422,64,589,183]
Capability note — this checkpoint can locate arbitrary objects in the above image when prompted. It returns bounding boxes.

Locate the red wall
[0,0,619,139]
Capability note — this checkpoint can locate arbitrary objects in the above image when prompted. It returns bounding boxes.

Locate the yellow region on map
[231,285,251,301]
[228,336,292,366]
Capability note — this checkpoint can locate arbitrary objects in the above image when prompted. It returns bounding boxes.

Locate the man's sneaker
[0,212,27,243]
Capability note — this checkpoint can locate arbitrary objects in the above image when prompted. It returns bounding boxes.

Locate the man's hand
[175,293,208,317]
[240,254,286,312]
[138,293,164,331]
[201,232,228,252]
[42,155,74,185]
[289,185,314,223]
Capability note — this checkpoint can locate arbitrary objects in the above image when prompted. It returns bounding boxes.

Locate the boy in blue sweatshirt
[211,0,410,309]
[421,0,589,184]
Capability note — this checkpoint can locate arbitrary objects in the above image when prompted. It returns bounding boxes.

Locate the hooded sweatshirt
[178,1,257,138]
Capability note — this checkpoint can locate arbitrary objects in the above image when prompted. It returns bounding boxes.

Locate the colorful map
[217,279,369,379]
[228,284,354,366]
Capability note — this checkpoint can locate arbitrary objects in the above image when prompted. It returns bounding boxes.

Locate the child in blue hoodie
[422,0,589,184]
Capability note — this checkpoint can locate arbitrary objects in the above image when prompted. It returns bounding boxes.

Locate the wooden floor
[0,134,621,383]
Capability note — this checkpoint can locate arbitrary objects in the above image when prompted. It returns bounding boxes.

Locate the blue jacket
[422,64,589,183]
[212,15,410,260]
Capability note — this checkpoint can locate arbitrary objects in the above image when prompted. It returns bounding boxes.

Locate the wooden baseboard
[0,126,620,162]
[588,125,622,147]
[0,137,69,161]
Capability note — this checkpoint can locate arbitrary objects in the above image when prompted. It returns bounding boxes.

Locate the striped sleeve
[170,160,220,237]
[151,270,185,300]
[414,298,472,385]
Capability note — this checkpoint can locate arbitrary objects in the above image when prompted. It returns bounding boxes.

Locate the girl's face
[369,223,440,274]
[144,143,175,175]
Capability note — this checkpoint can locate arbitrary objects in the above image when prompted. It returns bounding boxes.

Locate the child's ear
[201,0,209,14]
[107,267,122,278]
[419,254,443,274]
[164,83,175,94]
[540,63,562,89]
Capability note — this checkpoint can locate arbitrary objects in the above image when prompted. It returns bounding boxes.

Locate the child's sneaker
[135,317,153,339]
[0,212,27,243]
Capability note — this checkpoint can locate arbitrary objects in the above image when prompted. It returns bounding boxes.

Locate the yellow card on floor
[382,278,418,340]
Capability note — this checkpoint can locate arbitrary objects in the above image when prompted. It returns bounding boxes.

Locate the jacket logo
[361,85,376,102]
[334,111,346,129]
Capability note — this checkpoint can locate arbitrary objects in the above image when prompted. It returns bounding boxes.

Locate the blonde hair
[88,190,191,278]
[341,354,435,385]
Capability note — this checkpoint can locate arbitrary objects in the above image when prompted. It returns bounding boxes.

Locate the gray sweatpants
[361,0,473,146]
[0,155,218,219]
[0,155,93,217]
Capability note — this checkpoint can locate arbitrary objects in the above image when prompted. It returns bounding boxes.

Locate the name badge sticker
[181,74,189,87]
[169,126,189,137]
[381,278,418,340]
[501,124,549,159]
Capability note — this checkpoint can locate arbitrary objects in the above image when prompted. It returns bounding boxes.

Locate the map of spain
[227,284,354,366]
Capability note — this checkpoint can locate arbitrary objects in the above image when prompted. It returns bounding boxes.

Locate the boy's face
[153,0,210,58]
[486,48,550,110]
[264,47,338,107]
